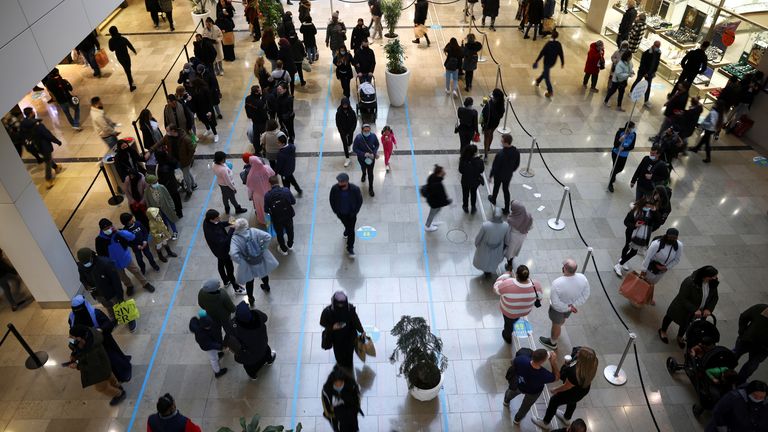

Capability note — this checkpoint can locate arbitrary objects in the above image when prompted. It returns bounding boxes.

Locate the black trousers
[168,188,183,218]
[339,214,357,251]
[461,182,478,209]
[281,174,302,194]
[458,129,473,150]
[220,185,242,213]
[693,130,714,160]
[583,73,598,88]
[619,226,638,265]
[243,344,273,378]
[217,255,236,286]
[339,129,354,158]
[358,159,374,191]
[333,341,355,369]
[491,178,511,212]
[543,391,582,423]
[281,116,295,141]
[609,153,627,184]
[199,115,218,135]
[245,276,270,302]
[605,81,627,107]
[661,314,689,340]
[131,245,158,273]
[117,56,133,86]
[502,315,518,342]
[273,218,294,251]
[339,78,351,98]
[465,70,475,89]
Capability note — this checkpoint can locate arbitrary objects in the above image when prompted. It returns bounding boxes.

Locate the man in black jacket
[76,32,101,77]
[353,39,376,83]
[203,209,245,294]
[245,86,269,153]
[45,68,81,130]
[76,248,136,331]
[673,41,709,90]
[194,34,217,72]
[734,304,768,384]
[329,173,363,258]
[351,18,370,53]
[20,108,63,189]
[630,146,669,202]
[616,0,637,45]
[265,176,297,255]
[336,98,357,167]
[631,41,661,106]
[488,134,521,215]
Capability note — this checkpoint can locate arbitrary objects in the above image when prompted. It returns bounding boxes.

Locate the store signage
[514,319,533,338]
[356,225,377,240]
[630,80,649,102]
[713,21,741,52]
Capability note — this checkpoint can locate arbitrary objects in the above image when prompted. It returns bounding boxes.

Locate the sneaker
[545,92,552,98]
[214,134,220,143]
[425,225,438,232]
[452,90,459,97]
[503,399,511,408]
[217,114,223,119]
[369,189,375,197]
[445,88,450,95]
[171,232,179,241]
[531,416,551,430]
[167,249,178,258]
[539,337,557,350]
[643,102,652,108]
[128,320,137,333]
[266,350,277,364]
[235,207,248,214]
[555,410,571,426]
[152,264,160,271]
[143,283,156,293]
[260,284,271,293]
[361,175,366,183]
[386,164,391,172]
[233,286,247,295]
[512,417,520,425]
[204,129,212,137]
[613,264,623,277]
[109,389,127,406]
[279,247,289,256]
[347,249,356,258]
[214,368,228,378]
[608,183,614,192]
[621,264,630,271]
[344,158,350,167]
[73,126,83,131]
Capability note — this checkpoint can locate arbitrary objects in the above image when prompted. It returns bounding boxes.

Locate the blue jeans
[536,65,553,94]
[102,134,118,148]
[58,102,80,127]
[83,49,101,76]
[445,69,459,91]
[306,45,318,62]
[160,211,177,234]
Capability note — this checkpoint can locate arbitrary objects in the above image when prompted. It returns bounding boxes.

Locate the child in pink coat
[381,126,397,171]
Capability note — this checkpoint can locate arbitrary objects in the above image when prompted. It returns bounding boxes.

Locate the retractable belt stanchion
[497,99,512,134]
[519,136,536,178]
[604,332,637,385]
[547,186,569,231]
[0,324,48,370]
[582,247,593,273]
[100,165,125,206]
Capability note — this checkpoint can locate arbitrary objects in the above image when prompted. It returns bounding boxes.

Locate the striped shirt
[493,274,542,319]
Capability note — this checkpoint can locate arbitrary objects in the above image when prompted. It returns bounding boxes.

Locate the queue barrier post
[604,332,637,386]
[519,137,536,178]
[547,186,569,231]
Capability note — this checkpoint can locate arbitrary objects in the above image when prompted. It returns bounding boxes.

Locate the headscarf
[246,156,275,195]
[507,202,533,234]
[490,207,504,223]
[235,301,258,326]
[69,295,98,328]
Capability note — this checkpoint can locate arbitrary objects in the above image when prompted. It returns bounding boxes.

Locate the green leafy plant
[257,0,284,30]
[384,39,407,75]
[217,415,302,432]
[381,0,403,38]
[389,316,447,390]
[190,0,211,14]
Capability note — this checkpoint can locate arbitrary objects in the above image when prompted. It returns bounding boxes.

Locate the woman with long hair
[533,347,598,428]
[254,56,271,93]
[138,109,163,150]
[505,201,533,266]
[481,88,505,160]
[123,169,150,228]
[261,28,279,70]
[639,228,683,304]
[659,266,719,347]
[462,33,482,91]
[613,196,661,277]
[246,156,275,225]
[189,78,219,142]
[334,46,354,98]
[443,37,463,96]
[458,143,484,213]
[321,365,362,431]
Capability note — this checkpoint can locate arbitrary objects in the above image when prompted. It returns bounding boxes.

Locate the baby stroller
[356,76,377,119]
[666,315,738,416]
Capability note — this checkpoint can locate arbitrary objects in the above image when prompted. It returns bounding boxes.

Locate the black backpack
[505,347,535,388]
[267,192,292,220]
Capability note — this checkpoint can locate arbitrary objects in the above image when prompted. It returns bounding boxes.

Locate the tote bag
[113,299,140,325]
[619,271,654,305]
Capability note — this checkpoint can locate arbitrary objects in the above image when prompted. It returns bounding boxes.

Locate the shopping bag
[542,18,556,33]
[174,168,184,183]
[472,132,481,142]
[265,213,276,237]
[222,31,235,46]
[354,337,367,362]
[113,299,140,324]
[619,271,654,306]
[414,24,427,38]
[359,335,376,357]
[302,58,312,72]
[95,48,109,68]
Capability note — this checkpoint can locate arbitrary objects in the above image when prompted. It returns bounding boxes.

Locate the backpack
[505,347,535,388]
[267,192,292,220]
[420,184,429,198]
[22,124,38,153]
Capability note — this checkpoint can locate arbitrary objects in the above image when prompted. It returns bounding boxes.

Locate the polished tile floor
[2,1,767,431]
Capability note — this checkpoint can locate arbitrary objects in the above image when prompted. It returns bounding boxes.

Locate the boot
[164,245,178,258]
[424,34,431,47]
[46,179,55,189]
[157,248,167,263]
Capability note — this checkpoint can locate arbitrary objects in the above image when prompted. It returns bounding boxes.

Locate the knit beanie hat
[201,279,220,293]
[235,301,252,322]
[99,218,113,230]
[145,174,158,184]
[76,248,94,263]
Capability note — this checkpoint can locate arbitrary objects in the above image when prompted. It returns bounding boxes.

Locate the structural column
[0,128,79,306]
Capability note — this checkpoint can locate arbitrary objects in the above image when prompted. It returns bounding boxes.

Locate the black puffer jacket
[424,173,451,208]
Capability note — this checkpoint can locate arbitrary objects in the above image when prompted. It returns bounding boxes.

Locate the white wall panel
[19,0,64,26]
[31,0,93,71]
[81,0,122,29]
[0,29,48,114]
[0,128,32,204]
[0,1,29,50]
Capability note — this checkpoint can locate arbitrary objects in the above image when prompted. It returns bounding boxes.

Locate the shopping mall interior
[0,0,767,430]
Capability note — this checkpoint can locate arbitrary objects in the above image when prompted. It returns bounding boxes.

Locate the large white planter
[385,69,411,107]
[408,373,443,401]
[191,11,211,32]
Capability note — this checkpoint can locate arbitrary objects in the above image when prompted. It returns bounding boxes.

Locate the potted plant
[390,316,447,401]
[217,415,302,432]
[258,0,284,30]
[190,0,212,31]
[381,0,403,39]
[384,39,410,108]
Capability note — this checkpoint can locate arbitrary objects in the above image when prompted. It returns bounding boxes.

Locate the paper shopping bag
[113,299,140,324]
[619,271,654,306]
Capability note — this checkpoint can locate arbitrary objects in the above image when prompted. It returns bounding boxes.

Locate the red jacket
[584,42,604,75]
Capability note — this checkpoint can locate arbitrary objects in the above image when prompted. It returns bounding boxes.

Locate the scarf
[507,202,533,234]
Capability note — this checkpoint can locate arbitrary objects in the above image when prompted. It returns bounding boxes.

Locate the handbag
[648,245,674,274]
[472,132,481,142]
[94,48,109,68]
[629,223,650,249]
[174,168,184,183]
[113,299,140,325]
[321,329,333,350]
[302,58,312,72]
[359,335,376,357]
[354,337,367,362]
[222,31,235,46]
[619,271,654,305]
[224,332,248,364]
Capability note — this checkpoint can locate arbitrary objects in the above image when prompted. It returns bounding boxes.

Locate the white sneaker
[204,129,212,137]
[622,264,630,271]
[344,158,350,167]
[214,134,219,143]
[452,90,459,97]
[278,247,289,256]
[531,417,551,430]
[233,286,247,295]
[613,263,623,277]
[643,102,652,108]
[425,225,438,232]
[445,88,450,94]
[386,164,391,171]
[555,411,571,426]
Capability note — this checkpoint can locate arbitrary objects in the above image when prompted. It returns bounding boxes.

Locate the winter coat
[617,6,637,37]
[300,22,317,47]
[189,316,224,351]
[482,0,500,17]
[139,118,163,151]
[199,70,222,105]
[326,20,347,51]
[321,379,362,431]
[414,0,429,24]
[665,272,719,326]
[95,230,135,269]
[627,21,646,53]
[264,185,296,222]
[245,94,269,130]
[145,184,179,223]
[276,143,297,176]
[189,85,216,119]
[584,42,604,75]
[737,304,768,350]
[463,41,482,71]
[231,308,270,364]
[145,0,160,12]
[459,156,484,187]
[490,146,521,181]
[706,387,768,432]
[527,0,543,23]
[289,37,306,63]
[20,118,61,154]
[164,101,191,132]
[351,25,370,52]
[631,155,668,192]
[612,60,633,83]
[424,174,451,208]
[165,133,195,168]
[114,145,145,182]
[504,227,527,260]
[147,207,172,243]
[354,47,376,75]
[329,183,363,216]
[71,328,112,388]
[680,48,708,76]
[203,220,233,259]
[481,98,505,130]
[194,38,217,67]
[147,412,201,432]
[78,256,124,302]
[473,217,509,273]
[158,0,172,12]
[335,103,358,133]
[230,228,279,283]
[352,133,380,162]
[197,289,235,325]
[261,128,287,161]
[637,48,661,78]
[46,75,74,102]
[201,24,224,62]
[457,106,479,136]
[320,303,364,349]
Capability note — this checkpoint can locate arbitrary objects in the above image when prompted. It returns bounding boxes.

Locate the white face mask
[68,338,76,345]
[83,261,93,268]
[749,395,764,403]
[103,228,113,236]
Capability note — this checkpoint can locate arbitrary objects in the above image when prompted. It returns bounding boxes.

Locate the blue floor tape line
[288,61,334,429]
[404,99,451,432]
[125,75,254,431]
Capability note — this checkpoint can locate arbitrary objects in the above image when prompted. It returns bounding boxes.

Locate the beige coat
[202,24,224,62]
[147,207,171,245]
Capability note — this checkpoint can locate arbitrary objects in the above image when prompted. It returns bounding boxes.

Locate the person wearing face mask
[68,295,133,381]
[353,39,376,83]
[336,97,358,167]
[245,86,269,152]
[631,41,662,107]
[90,96,120,148]
[202,17,224,75]
[707,380,768,432]
[67,325,126,406]
[147,393,202,432]
[95,218,156,297]
[613,196,661,277]
[321,366,363,431]
[320,291,366,369]
[608,121,636,193]
[329,173,364,258]
[733,305,768,384]
[77,248,130,326]
[630,145,668,202]
[145,173,181,238]
[352,124,379,196]
[271,83,296,142]
[326,11,347,55]
[422,165,451,232]
[659,266,719,348]
[635,228,683,305]
[334,47,354,98]
[203,210,245,294]
[119,212,160,274]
